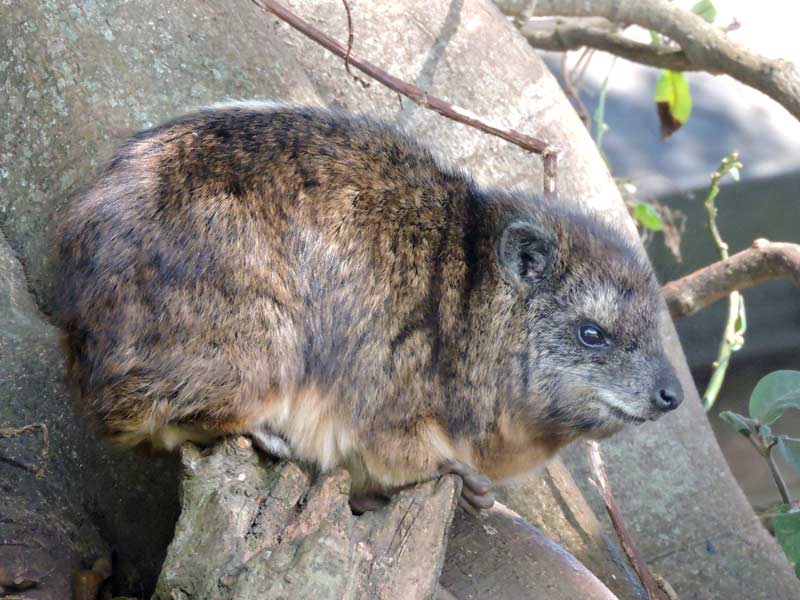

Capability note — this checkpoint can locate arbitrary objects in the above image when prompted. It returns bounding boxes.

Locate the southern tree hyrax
[57,103,683,511]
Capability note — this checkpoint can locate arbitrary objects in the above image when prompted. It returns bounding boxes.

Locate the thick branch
[251,0,559,199]
[155,438,459,599]
[497,0,800,122]
[520,18,696,72]
[663,239,800,320]
[156,439,624,599]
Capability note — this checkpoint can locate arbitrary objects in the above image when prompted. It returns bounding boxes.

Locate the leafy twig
[701,152,745,412]
[251,0,559,200]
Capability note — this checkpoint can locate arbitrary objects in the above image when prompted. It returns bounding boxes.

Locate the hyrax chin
[57,102,682,512]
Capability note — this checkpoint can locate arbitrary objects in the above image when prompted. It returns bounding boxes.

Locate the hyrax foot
[249,427,292,460]
[438,459,494,514]
[349,492,391,515]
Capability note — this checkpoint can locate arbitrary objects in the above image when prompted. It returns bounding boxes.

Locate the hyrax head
[496,196,683,437]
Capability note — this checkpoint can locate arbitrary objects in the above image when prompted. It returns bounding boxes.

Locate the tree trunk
[1,0,796,598]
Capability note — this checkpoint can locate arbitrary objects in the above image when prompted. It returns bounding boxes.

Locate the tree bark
[155,439,460,600]
[515,17,697,72]
[663,239,800,319]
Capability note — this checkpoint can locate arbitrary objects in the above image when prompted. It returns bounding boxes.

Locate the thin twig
[251,0,559,200]
[663,239,800,320]
[561,50,591,129]
[340,0,370,88]
[745,434,793,505]
[592,56,616,155]
[654,574,680,600]
[700,153,745,412]
[589,442,668,600]
[767,443,792,505]
[0,423,50,479]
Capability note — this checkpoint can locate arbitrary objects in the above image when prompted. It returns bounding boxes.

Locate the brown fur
[56,102,681,494]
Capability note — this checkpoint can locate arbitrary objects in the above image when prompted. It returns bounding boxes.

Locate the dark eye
[577,322,609,348]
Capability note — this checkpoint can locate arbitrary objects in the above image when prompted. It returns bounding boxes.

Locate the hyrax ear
[499,221,557,287]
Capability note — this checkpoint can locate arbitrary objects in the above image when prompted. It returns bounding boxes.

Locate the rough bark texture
[155,439,459,600]
[1,0,798,598]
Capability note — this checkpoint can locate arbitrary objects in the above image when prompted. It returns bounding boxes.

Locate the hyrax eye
[577,322,609,348]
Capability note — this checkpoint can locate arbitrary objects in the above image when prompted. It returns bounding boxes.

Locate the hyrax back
[57,103,681,498]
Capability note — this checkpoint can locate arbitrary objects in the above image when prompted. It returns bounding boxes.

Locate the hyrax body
[57,103,682,508]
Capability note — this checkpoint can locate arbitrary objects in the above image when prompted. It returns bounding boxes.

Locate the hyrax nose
[653,379,683,412]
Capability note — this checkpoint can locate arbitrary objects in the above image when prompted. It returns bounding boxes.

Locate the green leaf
[779,436,800,477]
[749,370,800,425]
[654,70,693,138]
[655,71,692,123]
[633,202,664,231]
[719,411,757,436]
[728,166,740,181]
[649,31,663,46]
[691,0,717,23]
[773,507,800,577]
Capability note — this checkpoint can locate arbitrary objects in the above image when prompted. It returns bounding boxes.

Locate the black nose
[653,383,683,412]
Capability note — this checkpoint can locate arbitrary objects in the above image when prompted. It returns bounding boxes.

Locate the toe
[461,486,495,510]
[458,496,480,516]
[462,472,492,496]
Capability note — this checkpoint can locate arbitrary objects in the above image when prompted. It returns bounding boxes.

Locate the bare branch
[663,239,800,320]
[498,0,800,122]
[589,442,668,600]
[561,49,593,128]
[251,0,559,200]
[520,18,696,72]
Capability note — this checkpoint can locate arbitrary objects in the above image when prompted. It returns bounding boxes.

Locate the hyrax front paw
[438,459,494,514]
[249,427,292,460]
